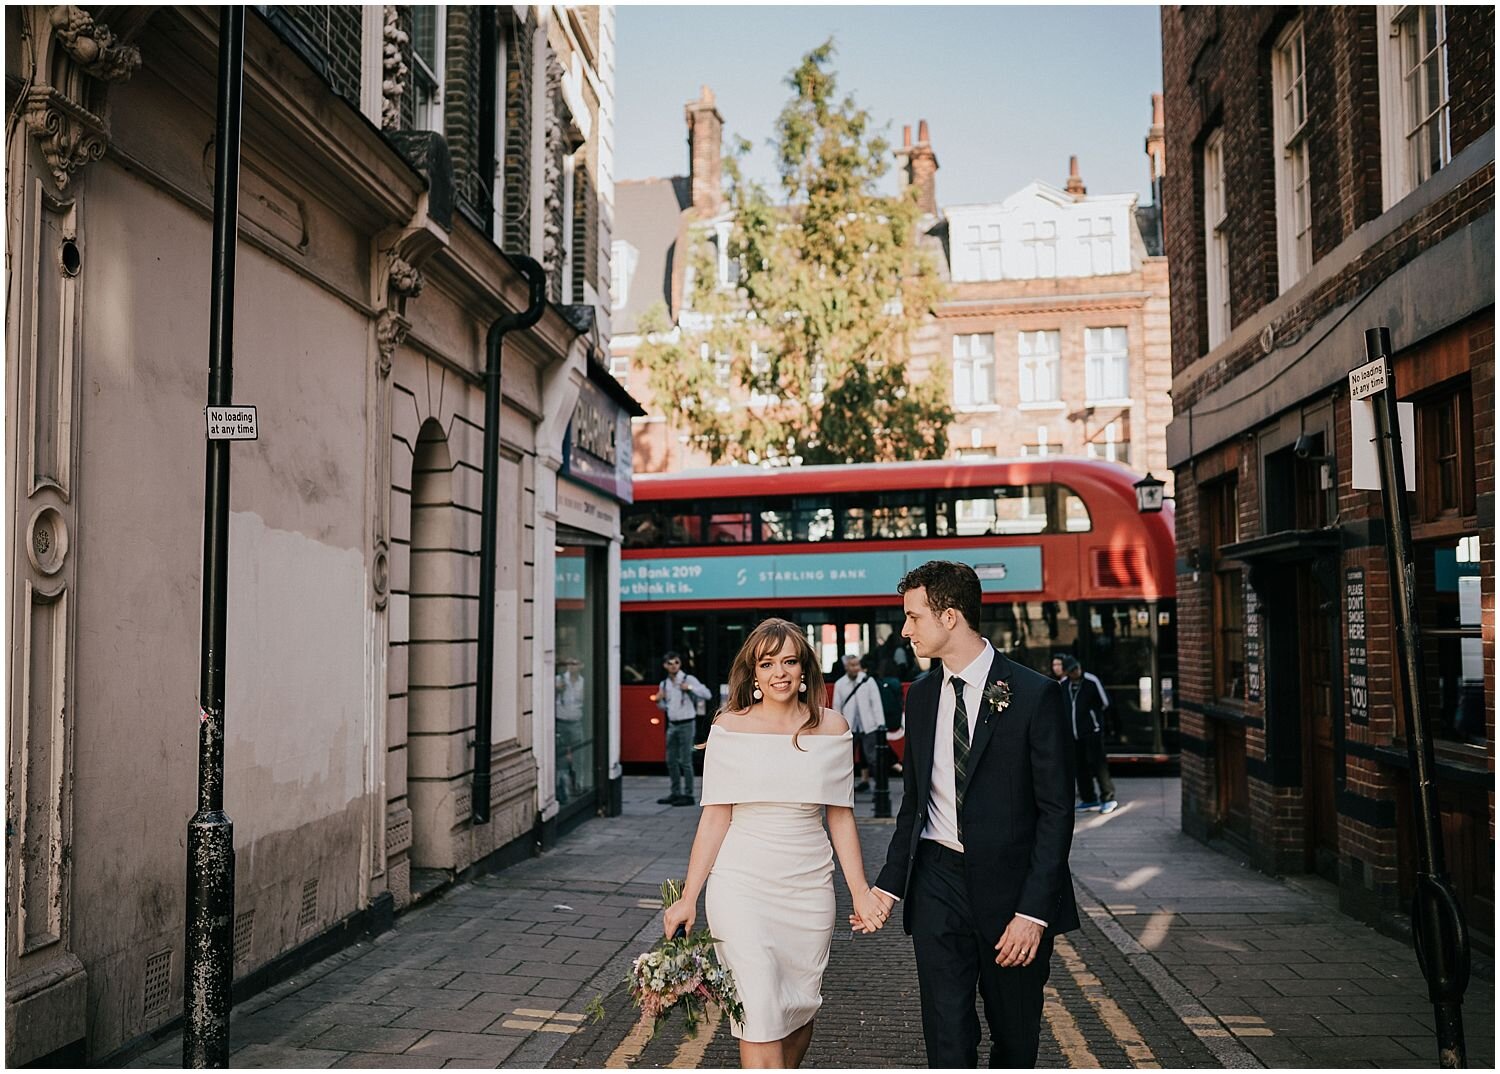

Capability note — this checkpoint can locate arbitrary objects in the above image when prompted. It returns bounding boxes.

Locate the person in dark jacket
[1060,656,1116,814]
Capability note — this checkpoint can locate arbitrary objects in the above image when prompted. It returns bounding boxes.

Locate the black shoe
[672,794,695,806]
[854,781,871,793]
[657,795,678,805]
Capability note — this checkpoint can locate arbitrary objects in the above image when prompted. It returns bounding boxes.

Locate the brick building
[613,91,1174,480]
[1159,5,1493,939]
[5,5,636,1063]
[903,109,1173,479]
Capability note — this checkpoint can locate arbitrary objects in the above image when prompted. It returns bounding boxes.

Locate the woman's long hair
[717,617,826,750]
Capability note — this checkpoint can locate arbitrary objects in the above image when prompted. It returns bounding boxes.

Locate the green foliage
[633,40,951,466]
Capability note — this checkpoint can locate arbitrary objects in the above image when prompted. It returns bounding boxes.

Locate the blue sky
[613,5,1165,207]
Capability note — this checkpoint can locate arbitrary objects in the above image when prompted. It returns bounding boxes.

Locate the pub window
[1415,533,1485,753]
[1205,478,1245,700]
[1417,383,1475,523]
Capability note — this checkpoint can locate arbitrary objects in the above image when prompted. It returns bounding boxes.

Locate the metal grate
[233,909,255,965]
[386,811,412,855]
[297,878,319,932]
[143,949,173,1018]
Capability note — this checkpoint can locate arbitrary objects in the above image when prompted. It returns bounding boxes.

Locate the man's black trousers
[1075,731,1115,803]
[909,841,1054,1068]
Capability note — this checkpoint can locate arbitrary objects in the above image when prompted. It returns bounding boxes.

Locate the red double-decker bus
[618,458,1176,767]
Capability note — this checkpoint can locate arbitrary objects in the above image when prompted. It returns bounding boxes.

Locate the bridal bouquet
[585,879,745,1039]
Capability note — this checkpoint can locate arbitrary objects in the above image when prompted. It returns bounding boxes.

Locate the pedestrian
[662,618,886,1067]
[554,657,587,803]
[867,560,1078,1068]
[870,654,905,776]
[832,653,885,793]
[657,651,711,806]
[1060,655,1117,815]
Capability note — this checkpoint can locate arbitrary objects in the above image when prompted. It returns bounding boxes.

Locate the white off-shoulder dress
[699,724,854,1042]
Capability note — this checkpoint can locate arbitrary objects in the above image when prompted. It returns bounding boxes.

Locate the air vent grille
[143,948,173,1018]
[297,878,319,932]
[234,909,255,965]
[1092,547,1148,588]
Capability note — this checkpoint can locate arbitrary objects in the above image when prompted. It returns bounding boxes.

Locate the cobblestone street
[130,777,1494,1069]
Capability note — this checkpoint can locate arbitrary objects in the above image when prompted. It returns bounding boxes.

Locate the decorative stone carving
[21,6,141,191]
[374,309,407,376]
[381,6,408,131]
[387,255,424,299]
[541,54,565,302]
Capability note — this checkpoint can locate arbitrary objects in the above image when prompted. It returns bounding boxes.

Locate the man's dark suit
[875,648,1078,1067]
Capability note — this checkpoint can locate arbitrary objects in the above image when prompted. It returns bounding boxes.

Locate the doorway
[1298,564,1339,877]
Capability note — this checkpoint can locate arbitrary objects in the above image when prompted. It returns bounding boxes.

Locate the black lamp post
[1133,471,1166,513]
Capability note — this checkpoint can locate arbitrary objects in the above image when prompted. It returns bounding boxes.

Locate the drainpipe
[473,256,548,824]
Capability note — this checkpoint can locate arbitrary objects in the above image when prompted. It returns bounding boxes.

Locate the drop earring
[798,678,807,694]
[752,684,763,701]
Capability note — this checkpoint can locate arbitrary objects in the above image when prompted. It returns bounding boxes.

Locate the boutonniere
[983,679,1012,716]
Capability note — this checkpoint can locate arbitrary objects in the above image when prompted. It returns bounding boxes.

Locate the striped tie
[952,676,970,842]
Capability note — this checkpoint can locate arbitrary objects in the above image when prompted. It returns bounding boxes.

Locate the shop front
[555,366,643,826]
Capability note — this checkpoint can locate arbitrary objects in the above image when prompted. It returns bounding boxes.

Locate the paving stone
[527,978,581,998]
[309,1025,428,1054]
[331,1051,445,1067]
[406,1030,522,1062]
[377,987,480,1011]
[232,1044,347,1068]
[1316,1012,1432,1037]
[511,961,599,981]
[302,1002,412,1027]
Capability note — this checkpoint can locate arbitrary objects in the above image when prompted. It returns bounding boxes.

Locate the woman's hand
[851,887,890,933]
[663,896,696,939]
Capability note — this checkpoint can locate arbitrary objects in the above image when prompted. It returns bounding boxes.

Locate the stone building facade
[4,5,630,1064]
[1160,5,1493,939]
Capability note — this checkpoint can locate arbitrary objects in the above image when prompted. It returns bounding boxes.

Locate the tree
[635,41,952,466]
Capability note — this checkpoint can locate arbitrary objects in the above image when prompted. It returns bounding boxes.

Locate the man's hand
[994,915,1044,967]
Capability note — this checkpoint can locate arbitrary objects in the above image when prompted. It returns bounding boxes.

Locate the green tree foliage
[635,41,951,466]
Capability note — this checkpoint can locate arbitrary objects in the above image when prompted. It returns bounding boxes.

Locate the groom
[867,560,1078,1068]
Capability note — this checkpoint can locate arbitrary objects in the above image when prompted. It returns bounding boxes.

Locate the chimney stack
[1144,92,1166,184]
[685,85,724,214]
[1065,155,1087,197]
[897,119,939,217]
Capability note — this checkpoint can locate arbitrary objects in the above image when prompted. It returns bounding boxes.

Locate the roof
[613,177,691,334]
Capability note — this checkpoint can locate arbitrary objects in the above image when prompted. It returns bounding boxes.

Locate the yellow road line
[1044,984,1099,1067]
[668,1003,724,1068]
[603,1013,655,1069]
[1056,934,1160,1068]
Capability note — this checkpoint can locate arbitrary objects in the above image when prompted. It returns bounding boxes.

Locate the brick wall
[1447,6,1496,157]
[443,6,484,220]
[277,6,364,107]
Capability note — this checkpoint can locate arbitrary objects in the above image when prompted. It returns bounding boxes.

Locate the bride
[662,618,887,1068]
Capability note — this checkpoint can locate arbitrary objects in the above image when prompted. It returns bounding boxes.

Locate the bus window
[623,505,702,547]
[707,510,753,544]
[848,492,929,539]
[982,601,1082,673]
[1063,489,1092,532]
[761,497,836,542]
[993,486,1050,535]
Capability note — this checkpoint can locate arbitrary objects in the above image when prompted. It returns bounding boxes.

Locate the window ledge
[1084,397,1135,409]
[956,404,1003,414]
[1018,401,1066,411]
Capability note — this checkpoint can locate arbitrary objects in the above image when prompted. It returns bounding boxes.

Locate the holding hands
[849,886,895,933]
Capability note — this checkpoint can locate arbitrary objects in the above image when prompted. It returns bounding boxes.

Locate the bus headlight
[1139,676,1152,713]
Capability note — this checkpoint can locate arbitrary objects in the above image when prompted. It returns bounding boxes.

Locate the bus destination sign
[620,547,1045,602]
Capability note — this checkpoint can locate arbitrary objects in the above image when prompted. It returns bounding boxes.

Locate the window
[1379,5,1451,207]
[760,497,836,542]
[1021,221,1057,278]
[1078,216,1116,276]
[608,353,630,379]
[1019,425,1053,458]
[1084,326,1129,402]
[937,484,1092,536]
[1018,330,1061,403]
[1416,534,1484,751]
[963,223,1003,280]
[1205,479,1245,701]
[1417,383,1475,522]
[1202,130,1230,349]
[842,493,929,540]
[952,333,995,408]
[711,226,740,289]
[1085,420,1130,465]
[611,240,638,311]
[1272,20,1311,291]
[410,6,445,133]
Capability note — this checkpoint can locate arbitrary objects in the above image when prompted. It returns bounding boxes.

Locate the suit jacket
[875,648,1080,938]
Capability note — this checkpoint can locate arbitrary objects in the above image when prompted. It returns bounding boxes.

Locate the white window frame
[1017,330,1061,404]
[491,27,508,244]
[1078,216,1116,276]
[1084,326,1130,404]
[1086,420,1129,464]
[411,6,446,134]
[1203,129,1231,350]
[1377,5,1451,209]
[561,149,577,304]
[608,353,630,379]
[1021,221,1058,279]
[1272,19,1311,292]
[610,240,637,311]
[952,333,995,409]
[963,223,1003,281]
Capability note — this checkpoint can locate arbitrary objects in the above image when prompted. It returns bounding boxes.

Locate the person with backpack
[833,653,885,793]
[1059,655,1117,814]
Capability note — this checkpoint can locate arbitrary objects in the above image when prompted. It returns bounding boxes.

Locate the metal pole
[1362,327,1470,1068]
[872,728,891,819]
[472,256,547,824]
[184,7,244,1067]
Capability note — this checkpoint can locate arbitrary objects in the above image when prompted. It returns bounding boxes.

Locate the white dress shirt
[878,640,1046,928]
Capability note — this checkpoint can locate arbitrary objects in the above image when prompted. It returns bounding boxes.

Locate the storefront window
[555,544,599,809]
[1418,534,1485,751]
[1205,478,1246,701]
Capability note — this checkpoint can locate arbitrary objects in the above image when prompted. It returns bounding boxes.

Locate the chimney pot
[917,119,930,144]
[1065,155,1087,196]
[903,124,912,148]
[1152,92,1164,125]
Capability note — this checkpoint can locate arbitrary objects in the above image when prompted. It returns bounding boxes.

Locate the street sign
[206,405,258,440]
[1351,396,1414,490]
[1348,358,1389,399]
